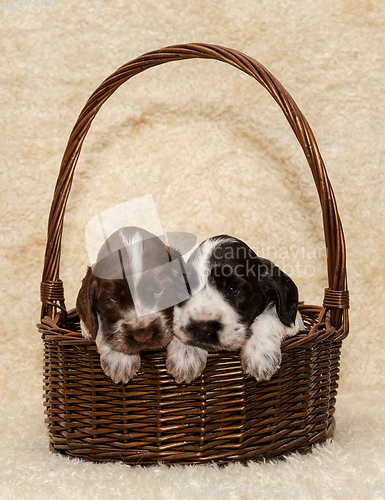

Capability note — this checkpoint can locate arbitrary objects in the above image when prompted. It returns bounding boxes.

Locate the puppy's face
[95,274,174,354]
[173,235,298,352]
[77,227,187,355]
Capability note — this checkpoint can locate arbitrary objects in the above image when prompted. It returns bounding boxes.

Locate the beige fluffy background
[1,0,384,498]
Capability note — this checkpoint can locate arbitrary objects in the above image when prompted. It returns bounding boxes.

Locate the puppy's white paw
[100,350,141,384]
[240,305,286,381]
[96,331,141,383]
[166,336,208,384]
[241,342,282,381]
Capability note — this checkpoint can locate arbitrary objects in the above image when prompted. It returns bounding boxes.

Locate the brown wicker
[38,43,349,464]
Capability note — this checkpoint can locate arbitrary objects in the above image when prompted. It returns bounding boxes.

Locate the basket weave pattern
[38,44,349,464]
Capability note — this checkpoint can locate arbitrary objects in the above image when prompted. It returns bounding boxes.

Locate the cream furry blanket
[1,0,384,498]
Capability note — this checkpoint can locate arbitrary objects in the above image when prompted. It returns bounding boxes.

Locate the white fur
[118,227,147,315]
[117,227,159,317]
[96,329,141,384]
[125,228,144,286]
[241,305,302,381]
[173,283,247,350]
[187,237,217,292]
[166,336,208,384]
[80,319,92,340]
[188,236,235,293]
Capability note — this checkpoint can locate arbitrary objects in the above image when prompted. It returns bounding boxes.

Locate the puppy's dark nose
[192,320,220,337]
[133,329,153,343]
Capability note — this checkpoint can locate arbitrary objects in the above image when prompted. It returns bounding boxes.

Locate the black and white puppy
[167,235,304,384]
[76,226,187,384]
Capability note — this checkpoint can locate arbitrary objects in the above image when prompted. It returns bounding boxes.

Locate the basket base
[47,417,336,465]
[41,306,342,466]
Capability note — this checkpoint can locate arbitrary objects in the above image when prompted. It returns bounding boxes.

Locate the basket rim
[38,303,348,351]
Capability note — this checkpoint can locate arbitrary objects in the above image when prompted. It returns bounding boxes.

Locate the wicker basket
[38,43,349,464]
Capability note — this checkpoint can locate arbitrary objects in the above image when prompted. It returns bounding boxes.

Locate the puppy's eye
[227,286,239,296]
[153,288,164,296]
[109,295,119,302]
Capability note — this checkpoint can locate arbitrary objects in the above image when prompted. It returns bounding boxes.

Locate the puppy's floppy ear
[76,267,99,340]
[258,259,299,327]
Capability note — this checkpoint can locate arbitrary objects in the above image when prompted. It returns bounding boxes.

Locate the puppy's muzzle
[187,319,222,342]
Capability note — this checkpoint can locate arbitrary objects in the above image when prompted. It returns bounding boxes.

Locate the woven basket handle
[40,43,349,333]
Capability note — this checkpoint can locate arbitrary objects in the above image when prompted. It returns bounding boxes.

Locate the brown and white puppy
[76,226,187,384]
[167,235,304,384]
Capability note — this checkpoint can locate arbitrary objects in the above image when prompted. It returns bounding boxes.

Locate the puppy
[76,226,187,384]
[167,235,303,384]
